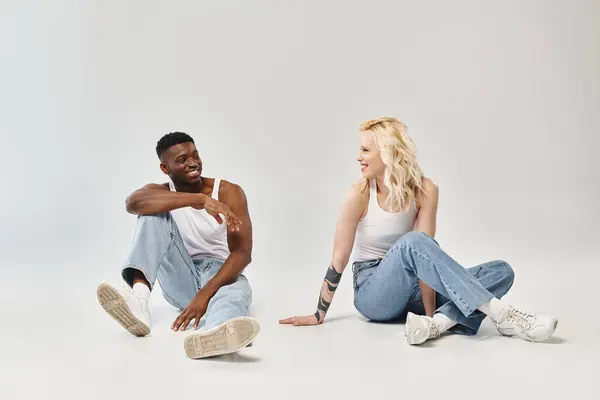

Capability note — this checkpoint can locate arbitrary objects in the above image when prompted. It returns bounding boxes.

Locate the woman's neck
[374,176,389,196]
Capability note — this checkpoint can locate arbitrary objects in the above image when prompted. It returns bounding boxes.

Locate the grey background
[1,1,597,271]
[0,1,598,398]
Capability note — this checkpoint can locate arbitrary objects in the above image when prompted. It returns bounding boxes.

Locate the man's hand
[171,294,210,331]
[196,195,242,232]
[279,313,323,327]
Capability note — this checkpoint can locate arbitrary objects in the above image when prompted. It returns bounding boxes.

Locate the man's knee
[213,278,252,305]
[135,212,176,234]
[137,212,170,225]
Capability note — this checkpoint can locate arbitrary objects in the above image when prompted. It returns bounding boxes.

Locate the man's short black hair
[156,132,195,159]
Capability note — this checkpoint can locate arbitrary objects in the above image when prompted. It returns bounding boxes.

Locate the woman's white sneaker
[495,306,558,342]
[405,312,440,345]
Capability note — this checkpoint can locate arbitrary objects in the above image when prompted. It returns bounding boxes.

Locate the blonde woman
[280,117,558,344]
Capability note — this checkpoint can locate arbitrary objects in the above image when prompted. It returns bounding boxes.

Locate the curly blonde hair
[359,117,425,212]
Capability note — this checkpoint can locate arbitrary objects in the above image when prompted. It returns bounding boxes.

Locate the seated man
[97,131,259,359]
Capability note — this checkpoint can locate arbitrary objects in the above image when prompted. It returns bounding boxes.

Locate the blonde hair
[359,117,425,212]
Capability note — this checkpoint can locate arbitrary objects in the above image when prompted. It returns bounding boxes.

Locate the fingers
[209,211,224,225]
[223,213,242,232]
[279,316,317,326]
[172,311,196,331]
[172,310,188,331]
[178,313,192,331]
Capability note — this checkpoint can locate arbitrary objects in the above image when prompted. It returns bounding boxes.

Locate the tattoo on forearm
[325,265,342,284]
[315,265,342,320]
[314,311,321,322]
[317,296,331,313]
[324,265,342,293]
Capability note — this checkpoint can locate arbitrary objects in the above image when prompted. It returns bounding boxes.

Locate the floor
[1,252,597,400]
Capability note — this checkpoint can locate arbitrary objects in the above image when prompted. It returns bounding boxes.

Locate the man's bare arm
[197,182,253,299]
[125,183,209,215]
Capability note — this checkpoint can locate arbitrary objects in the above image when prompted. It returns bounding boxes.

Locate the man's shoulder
[218,179,242,191]
[217,179,246,201]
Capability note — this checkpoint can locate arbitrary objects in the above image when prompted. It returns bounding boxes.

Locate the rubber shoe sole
[97,282,150,337]
[499,319,558,342]
[184,317,259,359]
[405,312,430,345]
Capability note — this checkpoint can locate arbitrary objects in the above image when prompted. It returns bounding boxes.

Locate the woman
[280,117,558,345]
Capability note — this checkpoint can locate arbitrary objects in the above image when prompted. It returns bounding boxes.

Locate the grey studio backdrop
[0,1,599,396]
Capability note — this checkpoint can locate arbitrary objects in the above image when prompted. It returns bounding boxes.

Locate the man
[97,132,259,359]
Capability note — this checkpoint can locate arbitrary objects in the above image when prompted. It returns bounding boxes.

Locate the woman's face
[357,131,385,179]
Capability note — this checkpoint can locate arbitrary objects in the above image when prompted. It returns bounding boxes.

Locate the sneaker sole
[527,319,559,342]
[184,317,259,359]
[96,283,150,337]
[405,313,430,345]
[499,319,559,342]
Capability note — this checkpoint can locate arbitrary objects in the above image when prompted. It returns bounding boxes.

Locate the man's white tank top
[352,179,418,261]
[168,178,230,262]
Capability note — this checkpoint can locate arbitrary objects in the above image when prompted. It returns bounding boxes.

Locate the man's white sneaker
[97,282,151,337]
[405,312,440,345]
[495,306,558,342]
[184,317,260,359]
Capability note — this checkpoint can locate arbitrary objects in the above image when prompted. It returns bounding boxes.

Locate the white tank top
[168,178,230,261]
[352,179,418,261]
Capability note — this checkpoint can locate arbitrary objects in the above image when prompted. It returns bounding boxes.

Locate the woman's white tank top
[168,178,230,262]
[352,179,418,261]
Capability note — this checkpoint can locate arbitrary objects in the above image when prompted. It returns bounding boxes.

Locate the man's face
[160,142,203,184]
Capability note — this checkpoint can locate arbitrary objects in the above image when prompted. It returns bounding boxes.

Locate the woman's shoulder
[421,177,439,193]
[348,178,370,199]
[416,177,439,209]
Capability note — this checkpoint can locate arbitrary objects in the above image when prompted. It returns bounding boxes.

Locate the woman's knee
[495,260,515,287]
[393,231,437,250]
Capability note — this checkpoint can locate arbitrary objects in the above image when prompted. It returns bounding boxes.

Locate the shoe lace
[505,308,535,329]
[121,284,148,302]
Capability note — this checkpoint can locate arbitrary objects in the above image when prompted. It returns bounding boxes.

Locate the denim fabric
[352,231,514,335]
[121,213,252,330]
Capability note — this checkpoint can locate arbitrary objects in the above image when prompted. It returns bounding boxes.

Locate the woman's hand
[279,313,322,326]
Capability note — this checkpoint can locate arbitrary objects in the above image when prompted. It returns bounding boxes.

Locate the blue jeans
[121,213,252,330]
[352,231,514,335]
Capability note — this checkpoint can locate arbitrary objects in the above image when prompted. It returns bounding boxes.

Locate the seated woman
[280,117,557,345]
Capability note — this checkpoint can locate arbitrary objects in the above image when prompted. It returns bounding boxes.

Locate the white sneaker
[495,306,558,342]
[184,317,260,359]
[97,282,151,337]
[405,312,440,345]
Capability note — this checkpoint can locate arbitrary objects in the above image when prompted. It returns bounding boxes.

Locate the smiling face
[159,142,203,184]
[357,130,385,179]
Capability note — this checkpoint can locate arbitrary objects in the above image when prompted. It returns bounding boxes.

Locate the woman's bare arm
[279,183,367,326]
[414,178,440,316]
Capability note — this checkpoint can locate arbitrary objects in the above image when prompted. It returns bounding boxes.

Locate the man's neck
[173,177,206,194]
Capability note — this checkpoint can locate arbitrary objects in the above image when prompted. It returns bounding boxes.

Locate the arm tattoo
[317,296,331,313]
[324,265,342,293]
[315,265,341,318]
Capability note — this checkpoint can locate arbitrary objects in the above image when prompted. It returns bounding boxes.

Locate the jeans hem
[397,242,494,318]
[122,263,154,289]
